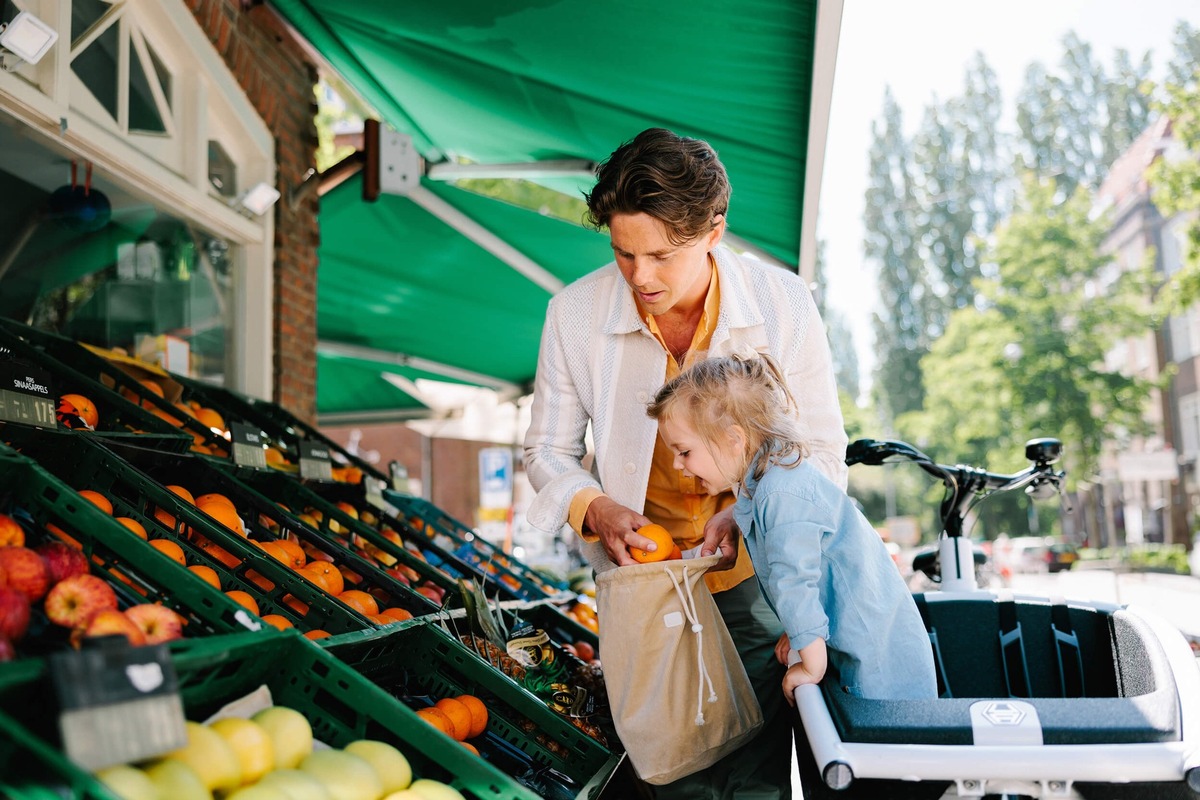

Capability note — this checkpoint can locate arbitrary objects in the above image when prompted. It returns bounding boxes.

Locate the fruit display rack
[325,617,621,799]
[0,628,548,800]
[385,490,572,602]
[170,371,390,483]
[0,424,441,637]
[225,465,548,604]
[0,440,262,653]
[0,319,192,452]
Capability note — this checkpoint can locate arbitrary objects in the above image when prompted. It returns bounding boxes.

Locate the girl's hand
[774,633,791,665]
[782,638,828,707]
[700,505,739,571]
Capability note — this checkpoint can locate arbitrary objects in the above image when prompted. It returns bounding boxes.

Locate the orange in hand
[630,524,674,563]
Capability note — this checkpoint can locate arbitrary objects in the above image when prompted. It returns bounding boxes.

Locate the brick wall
[186,0,320,421]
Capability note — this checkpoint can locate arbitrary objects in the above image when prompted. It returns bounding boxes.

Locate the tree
[864,88,928,422]
[1164,21,1200,89]
[899,177,1156,539]
[1016,33,1153,196]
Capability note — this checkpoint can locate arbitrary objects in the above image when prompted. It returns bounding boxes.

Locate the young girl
[647,353,937,702]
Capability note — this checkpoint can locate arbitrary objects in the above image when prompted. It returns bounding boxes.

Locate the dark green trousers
[652,578,792,800]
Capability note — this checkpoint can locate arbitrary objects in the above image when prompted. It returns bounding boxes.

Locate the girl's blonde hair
[647,353,809,482]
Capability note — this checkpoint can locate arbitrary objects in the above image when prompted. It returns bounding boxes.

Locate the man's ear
[706,214,726,249]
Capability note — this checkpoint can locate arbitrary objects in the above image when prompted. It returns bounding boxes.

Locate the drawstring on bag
[666,564,718,724]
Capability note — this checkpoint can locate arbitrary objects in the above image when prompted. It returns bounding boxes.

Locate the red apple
[123,604,184,645]
[0,547,50,602]
[0,586,31,642]
[0,635,14,662]
[384,566,412,586]
[44,574,118,629]
[574,640,596,662]
[35,541,90,584]
[83,609,146,646]
[415,583,444,603]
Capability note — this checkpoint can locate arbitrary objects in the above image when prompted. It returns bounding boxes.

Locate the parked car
[1046,540,1078,572]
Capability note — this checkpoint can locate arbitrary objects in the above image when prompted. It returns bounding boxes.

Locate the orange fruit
[245,569,275,591]
[455,694,489,738]
[60,393,99,428]
[380,607,413,623]
[0,513,23,547]
[461,742,480,756]
[630,524,674,563]
[433,697,472,741]
[300,562,343,595]
[138,379,165,406]
[115,517,148,540]
[265,447,287,466]
[77,490,113,515]
[188,564,221,589]
[258,541,291,565]
[274,538,307,569]
[303,629,331,640]
[194,407,225,431]
[260,614,293,630]
[415,707,455,737]
[154,485,195,530]
[194,493,235,511]
[149,538,186,565]
[224,590,259,615]
[668,544,683,560]
[201,503,245,537]
[369,613,397,626]
[337,589,378,617]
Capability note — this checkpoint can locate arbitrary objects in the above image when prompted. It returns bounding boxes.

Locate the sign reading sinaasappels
[0,361,56,428]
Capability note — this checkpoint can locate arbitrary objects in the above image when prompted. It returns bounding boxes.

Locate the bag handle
[665,564,719,724]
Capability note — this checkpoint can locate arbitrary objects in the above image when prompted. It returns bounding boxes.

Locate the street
[1008,566,1200,643]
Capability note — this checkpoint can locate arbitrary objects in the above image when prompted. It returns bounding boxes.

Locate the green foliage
[899,177,1158,536]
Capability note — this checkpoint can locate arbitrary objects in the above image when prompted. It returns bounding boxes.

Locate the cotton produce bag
[596,554,763,785]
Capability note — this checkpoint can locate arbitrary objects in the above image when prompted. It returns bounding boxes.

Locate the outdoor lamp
[235,181,281,216]
[0,11,59,66]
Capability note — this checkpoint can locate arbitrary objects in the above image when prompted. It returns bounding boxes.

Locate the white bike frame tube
[939,536,978,593]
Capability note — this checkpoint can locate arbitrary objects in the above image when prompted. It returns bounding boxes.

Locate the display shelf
[326,619,620,799]
[0,628,548,800]
[386,490,571,601]
[0,424,439,638]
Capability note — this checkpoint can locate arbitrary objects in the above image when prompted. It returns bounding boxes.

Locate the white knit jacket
[523,244,848,573]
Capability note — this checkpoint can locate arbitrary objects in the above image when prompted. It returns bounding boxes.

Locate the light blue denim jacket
[733,453,937,700]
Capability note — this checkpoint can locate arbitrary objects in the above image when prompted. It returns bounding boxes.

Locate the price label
[229,422,268,469]
[0,361,57,428]
[49,637,187,771]
[299,440,334,481]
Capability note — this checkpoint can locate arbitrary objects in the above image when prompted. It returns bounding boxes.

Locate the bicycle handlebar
[846,437,1066,537]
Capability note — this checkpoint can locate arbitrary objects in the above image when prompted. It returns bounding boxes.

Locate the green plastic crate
[0,442,261,652]
[171,372,390,483]
[0,319,191,452]
[0,628,551,800]
[325,619,620,797]
[386,491,571,601]
[0,707,118,800]
[0,318,230,456]
[0,425,435,637]
[223,465,520,604]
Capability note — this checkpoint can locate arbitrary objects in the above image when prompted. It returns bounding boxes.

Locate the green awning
[269,0,837,421]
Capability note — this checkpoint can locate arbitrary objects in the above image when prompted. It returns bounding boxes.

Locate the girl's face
[659,415,744,495]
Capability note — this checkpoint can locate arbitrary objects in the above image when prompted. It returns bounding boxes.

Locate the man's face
[609,212,724,316]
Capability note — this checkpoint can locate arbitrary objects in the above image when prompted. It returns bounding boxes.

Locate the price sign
[229,422,268,469]
[50,637,187,771]
[0,361,57,428]
[299,440,334,481]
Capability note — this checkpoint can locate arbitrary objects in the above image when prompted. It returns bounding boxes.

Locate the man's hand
[584,496,656,566]
[699,505,739,571]
[774,632,791,665]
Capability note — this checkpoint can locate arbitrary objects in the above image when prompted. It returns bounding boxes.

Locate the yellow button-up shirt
[567,260,754,593]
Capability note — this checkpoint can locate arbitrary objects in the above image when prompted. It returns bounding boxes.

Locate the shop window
[68,0,174,135]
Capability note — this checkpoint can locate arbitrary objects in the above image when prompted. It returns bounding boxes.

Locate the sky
[817,0,1200,397]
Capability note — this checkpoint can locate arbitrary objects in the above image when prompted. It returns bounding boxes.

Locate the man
[525,128,847,798]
